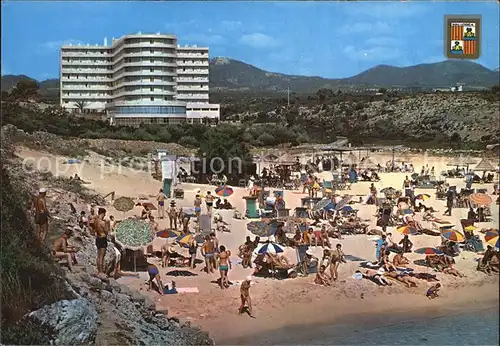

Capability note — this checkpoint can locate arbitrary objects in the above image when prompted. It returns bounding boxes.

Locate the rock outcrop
[28,298,98,345]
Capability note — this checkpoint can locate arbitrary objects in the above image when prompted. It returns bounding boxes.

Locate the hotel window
[150,87,154,91]
[150,77,154,82]
[150,68,154,72]
[150,97,154,101]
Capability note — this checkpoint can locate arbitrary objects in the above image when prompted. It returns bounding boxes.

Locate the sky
[2,1,499,81]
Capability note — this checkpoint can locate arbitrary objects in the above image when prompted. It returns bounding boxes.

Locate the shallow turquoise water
[312,308,499,345]
[237,306,499,345]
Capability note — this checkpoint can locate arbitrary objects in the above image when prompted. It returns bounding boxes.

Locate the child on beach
[239,276,255,318]
[426,283,441,299]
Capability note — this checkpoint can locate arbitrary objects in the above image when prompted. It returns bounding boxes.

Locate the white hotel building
[59,33,220,126]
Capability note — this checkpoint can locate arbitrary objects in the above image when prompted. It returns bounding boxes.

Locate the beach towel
[165,270,198,277]
[176,287,199,293]
[344,255,366,262]
[360,261,381,269]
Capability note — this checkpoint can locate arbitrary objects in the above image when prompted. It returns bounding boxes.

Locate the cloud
[220,20,242,31]
[339,22,392,35]
[364,37,402,47]
[181,33,226,45]
[239,33,278,49]
[343,45,403,62]
[345,3,428,19]
[164,19,198,30]
[38,40,83,52]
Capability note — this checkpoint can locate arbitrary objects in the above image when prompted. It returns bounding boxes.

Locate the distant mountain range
[209,58,499,92]
[2,59,498,99]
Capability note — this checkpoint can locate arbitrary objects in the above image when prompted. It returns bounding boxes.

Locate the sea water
[314,308,500,345]
[245,306,499,345]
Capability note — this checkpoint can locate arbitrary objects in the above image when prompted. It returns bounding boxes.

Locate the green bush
[1,162,74,344]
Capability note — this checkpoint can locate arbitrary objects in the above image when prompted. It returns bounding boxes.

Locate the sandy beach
[16,146,499,344]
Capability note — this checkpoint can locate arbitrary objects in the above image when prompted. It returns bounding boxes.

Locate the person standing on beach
[444,189,454,216]
[329,243,347,281]
[157,189,167,219]
[194,194,202,219]
[201,235,215,273]
[205,191,215,215]
[188,237,198,269]
[94,208,108,277]
[217,245,232,289]
[168,201,178,230]
[34,188,50,243]
[239,276,254,317]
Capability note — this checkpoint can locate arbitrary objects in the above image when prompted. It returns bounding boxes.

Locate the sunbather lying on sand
[443,264,465,278]
[385,271,418,288]
[360,269,392,286]
[408,272,439,282]
[315,265,332,286]
[267,253,293,268]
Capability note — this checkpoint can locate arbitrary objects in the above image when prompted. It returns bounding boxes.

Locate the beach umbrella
[439,224,455,230]
[114,218,155,272]
[313,199,331,211]
[396,225,418,235]
[414,247,443,256]
[176,233,202,247]
[411,173,419,180]
[140,201,157,211]
[256,242,284,254]
[156,229,181,239]
[380,187,396,193]
[114,219,154,250]
[473,159,495,172]
[440,229,465,242]
[484,229,499,248]
[113,196,135,213]
[215,185,234,197]
[415,194,431,201]
[468,193,492,206]
[247,221,272,237]
[465,225,479,232]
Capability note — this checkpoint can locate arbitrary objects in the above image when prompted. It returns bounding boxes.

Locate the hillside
[2,59,498,99]
[210,58,499,92]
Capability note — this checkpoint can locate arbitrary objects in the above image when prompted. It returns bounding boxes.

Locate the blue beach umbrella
[257,242,284,254]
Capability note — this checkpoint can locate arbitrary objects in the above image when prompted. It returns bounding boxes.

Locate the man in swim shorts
[201,235,215,273]
[147,263,164,295]
[157,189,167,219]
[194,194,202,219]
[94,208,108,277]
[218,245,232,289]
[34,188,50,243]
[205,191,215,215]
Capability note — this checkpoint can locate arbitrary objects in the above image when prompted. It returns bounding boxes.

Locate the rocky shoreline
[24,190,213,346]
[1,124,214,345]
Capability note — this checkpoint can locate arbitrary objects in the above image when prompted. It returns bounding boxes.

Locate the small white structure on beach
[156,149,178,187]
